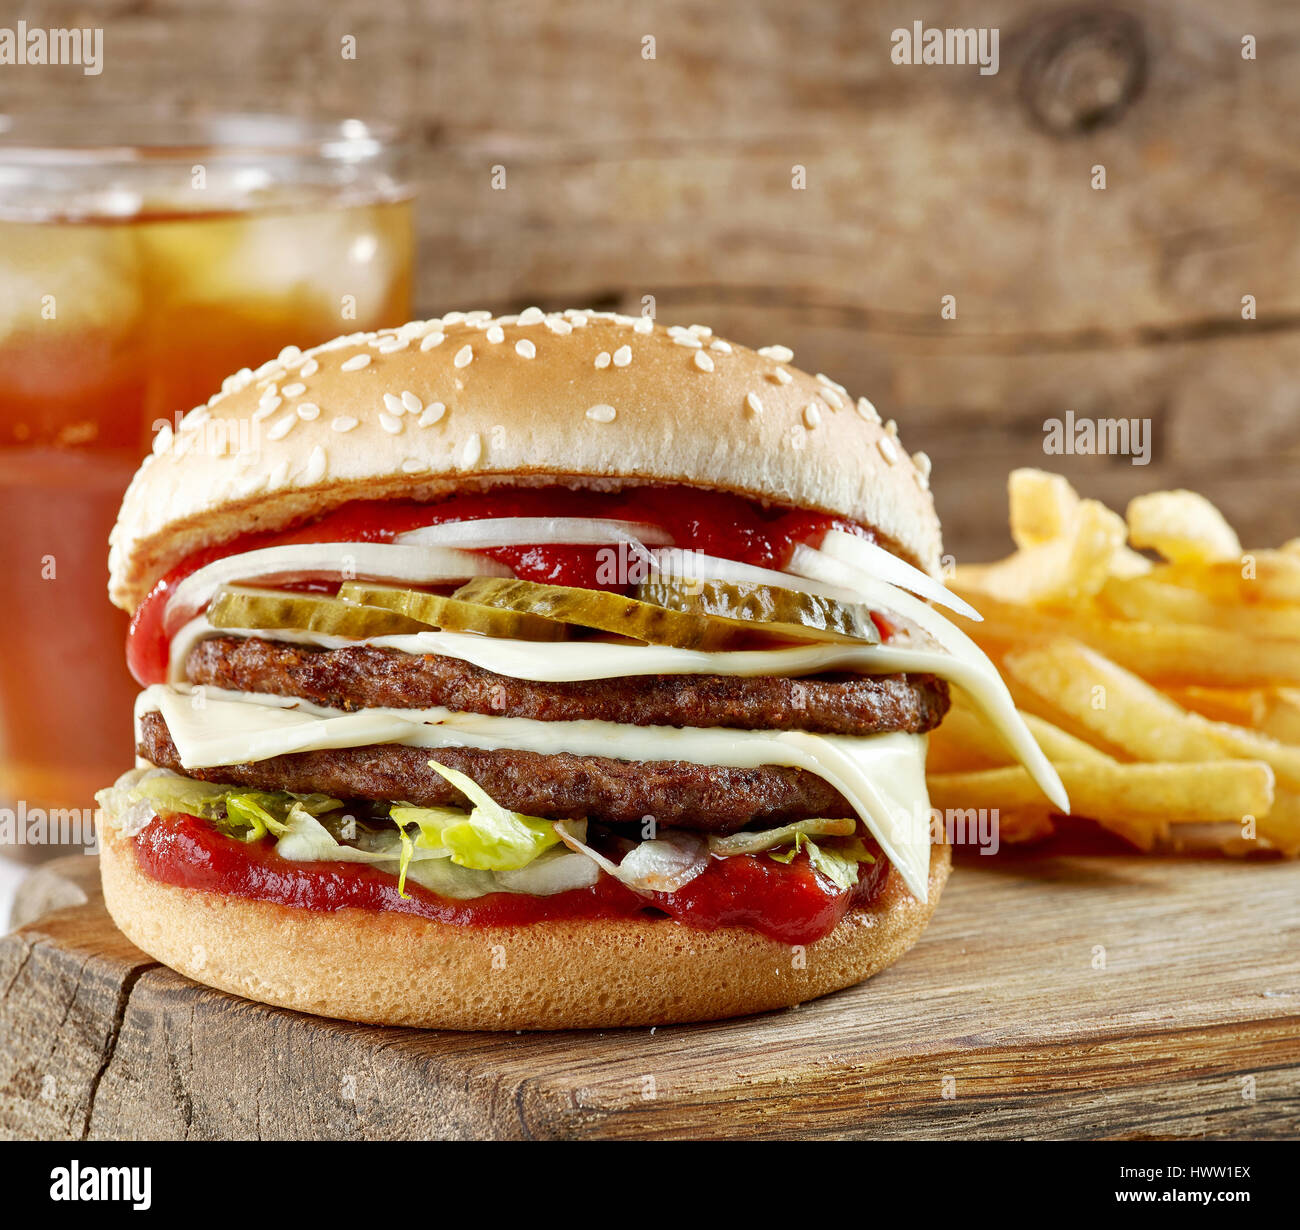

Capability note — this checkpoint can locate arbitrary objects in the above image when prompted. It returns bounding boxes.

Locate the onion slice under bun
[394,517,673,550]
[817,529,981,620]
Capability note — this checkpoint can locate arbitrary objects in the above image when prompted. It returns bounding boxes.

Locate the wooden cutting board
[2,851,1297,1140]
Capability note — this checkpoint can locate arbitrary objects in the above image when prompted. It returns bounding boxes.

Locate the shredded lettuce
[763,830,876,891]
[392,761,561,871]
[708,817,855,857]
[105,770,342,843]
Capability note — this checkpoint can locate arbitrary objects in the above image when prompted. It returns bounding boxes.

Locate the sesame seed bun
[98,819,951,1030]
[108,309,941,611]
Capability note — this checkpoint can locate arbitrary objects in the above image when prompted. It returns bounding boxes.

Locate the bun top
[108,309,941,611]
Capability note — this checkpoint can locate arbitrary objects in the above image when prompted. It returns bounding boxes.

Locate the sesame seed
[594,352,612,369]
[462,432,483,467]
[885,418,899,438]
[586,403,617,423]
[710,339,732,353]
[688,324,712,338]
[693,350,715,372]
[297,402,321,421]
[277,345,301,363]
[281,382,306,398]
[912,451,932,481]
[401,390,422,414]
[383,393,405,415]
[772,368,793,385]
[331,416,359,433]
[299,358,319,377]
[302,445,327,484]
[252,401,280,422]
[546,317,573,335]
[803,404,822,428]
[266,415,295,441]
[820,386,844,411]
[758,345,794,362]
[453,345,473,368]
[418,403,446,427]
[419,332,445,351]
[612,345,632,367]
[519,306,545,325]
[856,396,881,424]
[633,316,654,334]
[515,339,536,359]
[745,392,764,416]
[379,413,403,434]
[877,436,899,464]
[341,354,371,372]
[402,458,426,474]
[268,459,290,488]
[486,325,505,344]
[672,334,703,349]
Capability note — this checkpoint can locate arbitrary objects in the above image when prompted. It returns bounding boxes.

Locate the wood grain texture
[2,854,1297,1140]
[4,2,1299,560]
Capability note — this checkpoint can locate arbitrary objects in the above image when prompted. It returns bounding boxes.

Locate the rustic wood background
[4,0,1299,561]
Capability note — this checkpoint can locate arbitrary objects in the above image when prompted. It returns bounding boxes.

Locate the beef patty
[137,711,859,834]
[185,637,950,736]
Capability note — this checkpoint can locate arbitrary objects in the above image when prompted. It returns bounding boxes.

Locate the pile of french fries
[927,470,1300,856]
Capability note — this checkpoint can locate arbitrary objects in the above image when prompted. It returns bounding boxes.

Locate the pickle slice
[337,582,565,641]
[633,577,881,644]
[207,586,431,638]
[452,577,732,649]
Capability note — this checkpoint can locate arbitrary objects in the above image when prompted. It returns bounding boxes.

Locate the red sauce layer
[127,486,868,685]
[134,812,890,946]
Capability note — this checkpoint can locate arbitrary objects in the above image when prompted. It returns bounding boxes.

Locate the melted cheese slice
[137,684,936,901]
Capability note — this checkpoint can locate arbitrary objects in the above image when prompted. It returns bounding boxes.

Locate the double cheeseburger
[98,309,1066,1029]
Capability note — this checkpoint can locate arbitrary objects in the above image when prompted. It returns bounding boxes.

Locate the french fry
[1260,690,1300,745]
[1001,640,1300,791]
[1125,490,1242,564]
[994,808,1058,844]
[953,498,1126,604]
[927,760,1275,824]
[927,692,1114,772]
[952,588,1300,686]
[1166,686,1300,745]
[1154,553,1300,605]
[1098,574,1300,639]
[1008,468,1079,548]
[1163,685,1270,729]
[1256,791,1300,856]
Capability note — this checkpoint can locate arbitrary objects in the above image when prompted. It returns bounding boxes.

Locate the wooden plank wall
[5,1,1298,560]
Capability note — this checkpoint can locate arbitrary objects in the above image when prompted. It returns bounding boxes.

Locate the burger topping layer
[104,485,1068,941]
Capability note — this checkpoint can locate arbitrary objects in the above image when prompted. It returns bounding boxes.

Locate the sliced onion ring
[164,542,510,637]
[647,547,857,600]
[816,529,981,620]
[394,516,673,550]
[554,820,708,895]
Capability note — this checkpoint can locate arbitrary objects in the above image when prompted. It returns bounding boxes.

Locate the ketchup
[127,486,856,685]
[134,813,889,946]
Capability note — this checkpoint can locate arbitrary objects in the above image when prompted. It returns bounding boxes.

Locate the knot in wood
[1019,7,1147,135]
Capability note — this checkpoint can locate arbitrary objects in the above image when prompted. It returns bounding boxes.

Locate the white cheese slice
[137,684,935,901]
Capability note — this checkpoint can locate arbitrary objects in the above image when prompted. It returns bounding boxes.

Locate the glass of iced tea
[0,113,413,848]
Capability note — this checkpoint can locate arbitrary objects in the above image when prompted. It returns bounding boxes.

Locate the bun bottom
[99,823,951,1030]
